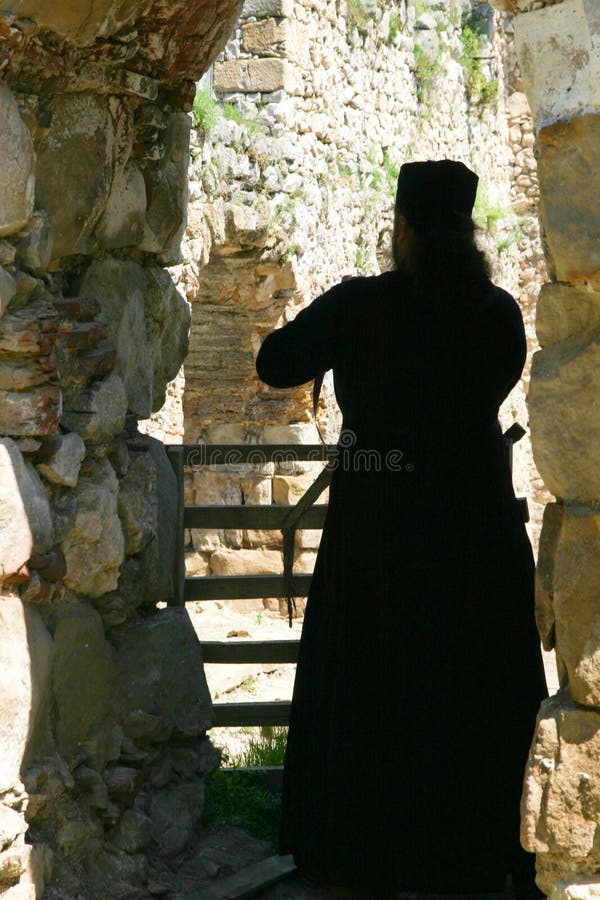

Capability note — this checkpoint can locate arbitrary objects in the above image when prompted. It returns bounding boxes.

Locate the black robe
[255,269,547,896]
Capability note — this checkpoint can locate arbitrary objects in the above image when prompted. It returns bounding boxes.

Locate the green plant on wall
[459,15,498,107]
[413,42,443,104]
[192,88,218,137]
[347,0,371,35]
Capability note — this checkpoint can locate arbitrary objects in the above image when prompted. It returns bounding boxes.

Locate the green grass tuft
[192,88,218,137]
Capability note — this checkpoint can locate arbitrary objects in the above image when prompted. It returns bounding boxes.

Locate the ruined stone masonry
[488,1,600,897]
[158,0,548,613]
[0,2,243,896]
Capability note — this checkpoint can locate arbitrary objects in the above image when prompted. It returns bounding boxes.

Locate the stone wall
[489,0,600,897]
[158,0,548,611]
[0,2,241,896]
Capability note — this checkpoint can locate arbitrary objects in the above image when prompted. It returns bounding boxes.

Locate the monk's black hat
[395,160,478,233]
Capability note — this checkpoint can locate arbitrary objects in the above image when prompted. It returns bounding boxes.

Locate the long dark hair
[393,214,492,303]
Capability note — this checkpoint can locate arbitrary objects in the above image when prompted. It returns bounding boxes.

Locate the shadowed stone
[0,84,34,238]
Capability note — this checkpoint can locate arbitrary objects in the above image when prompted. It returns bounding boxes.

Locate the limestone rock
[214,59,297,94]
[210,548,283,575]
[79,260,151,417]
[0,267,17,318]
[36,434,85,488]
[514,1,600,130]
[93,161,147,250]
[62,372,128,445]
[15,213,53,275]
[52,602,111,759]
[140,112,191,264]
[118,452,157,555]
[0,804,26,851]
[35,93,120,261]
[148,781,204,856]
[110,808,152,854]
[79,261,189,417]
[552,507,600,706]
[141,436,178,602]
[536,283,600,348]
[62,458,125,597]
[263,423,320,444]
[0,84,35,238]
[521,695,600,894]
[0,595,53,792]
[111,607,213,739]
[0,439,53,580]
[273,473,327,504]
[537,116,600,287]
[535,503,564,653]
[529,328,600,502]
[242,0,293,16]
[144,267,190,412]
[1,0,150,45]
[242,18,289,55]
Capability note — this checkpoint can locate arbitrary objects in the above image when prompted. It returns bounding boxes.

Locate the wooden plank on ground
[183,443,335,466]
[202,640,299,664]
[212,701,291,727]
[184,503,328,530]
[185,574,312,602]
[203,854,296,899]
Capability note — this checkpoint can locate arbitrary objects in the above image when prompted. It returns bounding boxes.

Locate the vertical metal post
[166,445,186,606]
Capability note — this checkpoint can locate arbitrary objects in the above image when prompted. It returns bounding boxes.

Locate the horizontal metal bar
[184,503,327,529]
[185,574,312,601]
[212,701,292,727]
[183,443,336,466]
[202,640,300,664]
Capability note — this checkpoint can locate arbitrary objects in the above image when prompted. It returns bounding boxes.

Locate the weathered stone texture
[52,603,111,758]
[112,607,213,740]
[553,508,600,706]
[522,695,600,895]
[529,328,600,502]
[536,283,600,348]
[537,116,600,288]
[514,0,600,130]
[214,58,297,93]
[62,458,125,597]
[79,260,189,417]
[36,434,85,488]
[535,502,564,653]
[0,439,52,580]
[0,84,34,238]
[35,93,122,261]
[0,595,53,791]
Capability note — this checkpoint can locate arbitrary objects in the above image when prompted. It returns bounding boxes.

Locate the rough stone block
[144,267,191,412]
[214,58,297,94]
[0,384,61,438]
[143,436,178,602]
[242,18,289,55]
[514,0,600,129]
[0,595,53,791]
[209,548,282,575]
[535,502,564,652]
[62,372,128,445]
[242,0,293,16]
[537,116,600,287]
[273,474,327,504]
[35,93,118,261]
[140,112,191,264]
[0,84,34,238]
[0,439,53,579]
[263,423,320,444]
[0,267,17,318]
[93,161,147,250]
[522,695,600,894]
[52,602,111,758]
[529,328,600,502]
[118,452,158,556]
[62,458,125,597]
[36,433,85,488]
[553,507,600,706]
[111,606,213,738]
[1,0,150,44]
[536,282,600,348]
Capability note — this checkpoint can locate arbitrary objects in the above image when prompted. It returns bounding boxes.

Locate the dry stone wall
[161,0,548,608]
[489,0,600,896]
[0,2,242,896]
